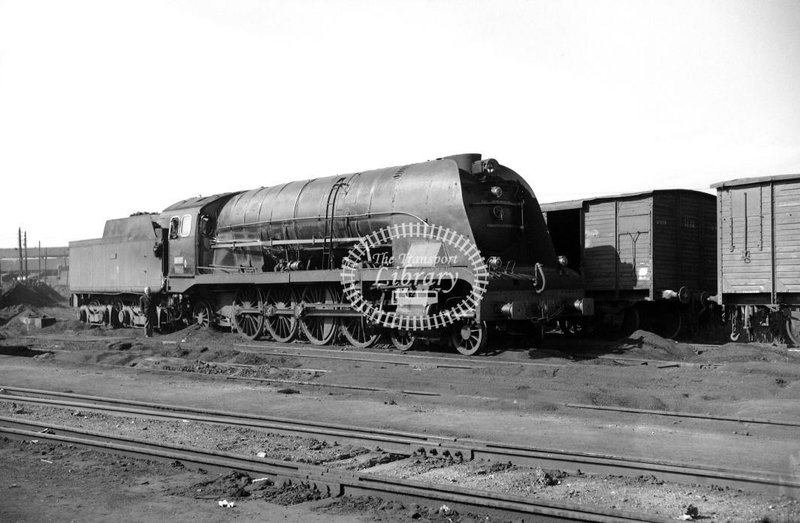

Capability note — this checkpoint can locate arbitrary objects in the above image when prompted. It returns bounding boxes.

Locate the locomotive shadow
[517,332,672,361]
[581,244,638,291]
[0,345,53,358]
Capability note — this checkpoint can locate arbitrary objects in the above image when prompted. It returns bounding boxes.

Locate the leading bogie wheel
[390,330,418,351]
[232,286,265,340]
[450,321,488,356]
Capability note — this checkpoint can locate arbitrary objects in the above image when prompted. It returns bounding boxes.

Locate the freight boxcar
[542,189,717,338]
[712,174,800,345]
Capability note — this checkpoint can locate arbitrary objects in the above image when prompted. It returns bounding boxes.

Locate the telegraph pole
[38,241,42,280]
[23,231,28,279]
[18,228,23,279]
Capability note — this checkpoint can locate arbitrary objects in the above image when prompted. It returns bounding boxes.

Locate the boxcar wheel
[623,306,640,335]
[785,308,800,347]
[558,319,586,337]
[642,302,682,340]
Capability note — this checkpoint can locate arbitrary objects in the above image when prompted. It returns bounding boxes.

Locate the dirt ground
[1,294,799,522]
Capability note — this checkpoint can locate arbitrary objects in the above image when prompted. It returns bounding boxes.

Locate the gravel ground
[2,401,797,522]
[2,303,800,521]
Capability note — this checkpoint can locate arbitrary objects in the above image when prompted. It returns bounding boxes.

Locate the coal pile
[0,282,66,309]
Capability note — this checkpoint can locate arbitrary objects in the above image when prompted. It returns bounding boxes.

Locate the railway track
[566,403,800,428]
[21,333,720,371]
[233,341,716,370]
[1,385,796,498]
[0,418,670,523]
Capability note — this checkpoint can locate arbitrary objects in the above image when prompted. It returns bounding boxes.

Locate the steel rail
[236,345,480,369]
[233,342,566,368]
[566,403,800,428]
[570,354,721,369]
[1,386,797,497]
[233,341,719,370]
[0,392,439,453]
[24,333,706,371]
[0,419,668,523]
[7,351,445,396]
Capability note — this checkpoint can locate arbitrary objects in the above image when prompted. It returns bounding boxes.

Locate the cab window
[169,216,180,239]
[180,214,192,237]
[199,215,214,236]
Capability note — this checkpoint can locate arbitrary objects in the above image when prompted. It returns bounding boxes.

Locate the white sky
[1,0,799,247]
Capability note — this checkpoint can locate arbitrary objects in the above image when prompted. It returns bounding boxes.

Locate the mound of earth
[608,330,697,360]
[49,284,72,300]
[0,304,43,329]
[0,282,66,308]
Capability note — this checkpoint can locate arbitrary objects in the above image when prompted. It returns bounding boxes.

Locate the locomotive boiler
[70,154,590,355]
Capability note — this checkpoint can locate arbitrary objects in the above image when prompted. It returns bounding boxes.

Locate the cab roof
[162,192,241,212]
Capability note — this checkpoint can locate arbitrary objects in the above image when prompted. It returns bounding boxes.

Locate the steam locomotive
[69,154,591,355]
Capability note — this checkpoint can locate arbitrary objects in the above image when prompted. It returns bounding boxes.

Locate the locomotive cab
[165,213,196,276]
[159,192,241,292]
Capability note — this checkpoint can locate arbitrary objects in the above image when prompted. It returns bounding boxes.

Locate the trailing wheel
[232,286,265,340]
[191,299,214,329]
[785,308,800,347]
[265,285,298,343]
[299,285,340,346]
[450,320,488,356]
[390,330,418,352]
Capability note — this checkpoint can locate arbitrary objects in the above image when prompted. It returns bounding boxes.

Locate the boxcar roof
[540,188,714,211]
[710,173,800,189]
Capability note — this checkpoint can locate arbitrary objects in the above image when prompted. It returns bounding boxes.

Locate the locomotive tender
[70,154,591,355]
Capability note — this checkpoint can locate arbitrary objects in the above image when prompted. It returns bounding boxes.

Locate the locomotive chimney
[439,153,481,173]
